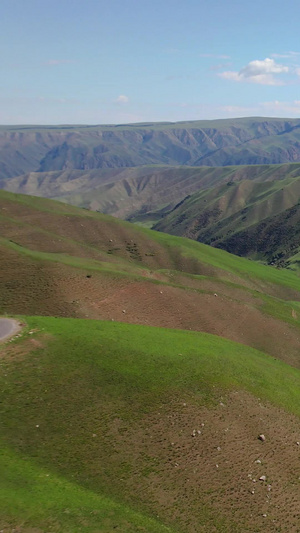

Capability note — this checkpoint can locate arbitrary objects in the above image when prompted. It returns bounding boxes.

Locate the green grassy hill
[1,190,300,531]
[1,317,300,531]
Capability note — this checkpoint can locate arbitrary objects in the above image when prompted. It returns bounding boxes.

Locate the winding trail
[0,318,21,342]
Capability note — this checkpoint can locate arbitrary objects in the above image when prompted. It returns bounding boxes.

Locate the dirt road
[0,318,20,341]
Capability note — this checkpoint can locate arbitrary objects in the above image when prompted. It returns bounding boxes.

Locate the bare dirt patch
[105,390,300,532]
[1,242,300,367]
[85,280,300,367]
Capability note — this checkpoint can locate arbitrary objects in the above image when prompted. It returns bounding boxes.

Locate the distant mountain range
[1,117,300,183]
[1,117,300,270]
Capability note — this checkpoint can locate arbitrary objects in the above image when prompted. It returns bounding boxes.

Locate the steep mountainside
[4,163,300,223]
[154,176,300,270]
[1,117,300,181]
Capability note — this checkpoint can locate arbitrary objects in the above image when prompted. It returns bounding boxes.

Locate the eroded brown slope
[1,192,300,368]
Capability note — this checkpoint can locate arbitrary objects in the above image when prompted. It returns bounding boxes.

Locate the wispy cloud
[165,74,198,81]
[44,59,76,66]
[0,95,80,105]
[166,75,184,81]
[220,99,300,117]
[199,53,230,59]
[209,62,232,72]
[219,58,289,86]
[270,51,300,59]
[164,47,180,54]
[115,94,129,104]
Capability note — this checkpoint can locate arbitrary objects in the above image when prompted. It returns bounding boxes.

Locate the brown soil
[104,390,300,532]
[59,274,300,368]
[1,242,300,368]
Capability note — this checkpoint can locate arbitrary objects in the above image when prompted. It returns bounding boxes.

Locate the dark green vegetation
[1,190,300,531]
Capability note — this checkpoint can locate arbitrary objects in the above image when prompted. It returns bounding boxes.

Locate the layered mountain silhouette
[1,117,300,183]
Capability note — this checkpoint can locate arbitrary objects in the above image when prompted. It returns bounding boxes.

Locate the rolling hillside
[5,162,299,270]
[1,317,300,532]
[1,191,300,531]
[1,189,300,362]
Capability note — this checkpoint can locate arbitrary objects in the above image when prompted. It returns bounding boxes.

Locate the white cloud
[116,94,129,104]
[219,58,289,85]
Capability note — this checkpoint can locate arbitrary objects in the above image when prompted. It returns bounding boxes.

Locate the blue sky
[1,0,300,124]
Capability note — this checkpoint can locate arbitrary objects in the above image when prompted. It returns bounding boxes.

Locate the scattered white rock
[259,475,267,482]
[36,424,39,428]
[255,459,262,464]
[122,310,126,313]
[258,434,266,442]
[217,446,221,451]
